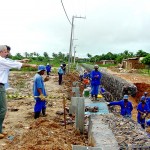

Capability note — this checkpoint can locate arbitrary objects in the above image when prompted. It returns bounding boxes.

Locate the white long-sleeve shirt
[0,56,22,84]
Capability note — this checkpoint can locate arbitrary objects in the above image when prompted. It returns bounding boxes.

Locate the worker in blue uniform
[46,63,51,76]
[33,65,49,119]
[137,96,149,129]
[143,92,150,111]
[107,95,133,118]
[90,64,102,101]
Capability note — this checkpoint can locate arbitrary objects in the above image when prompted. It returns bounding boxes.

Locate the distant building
[96,60,115,65]
[122,57,145,69]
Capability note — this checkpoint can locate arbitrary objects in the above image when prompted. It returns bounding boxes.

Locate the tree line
[9,50,150,66]
[87,50,150,66]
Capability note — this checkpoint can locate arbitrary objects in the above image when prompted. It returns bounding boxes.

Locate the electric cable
[60,0,72,25]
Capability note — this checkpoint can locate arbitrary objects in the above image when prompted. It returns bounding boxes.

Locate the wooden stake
[63,95,66,129]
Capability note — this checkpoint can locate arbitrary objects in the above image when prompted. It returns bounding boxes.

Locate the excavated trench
[76,64,150,149]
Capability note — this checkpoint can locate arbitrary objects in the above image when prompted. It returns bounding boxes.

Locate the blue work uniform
[90,70,102,96]
[33,73,46,113]
[46,65,51,75]
[109,100,133,118]
[146,97,150,112]
[83,72,88,78]
[137,102,149,125]
[58,67,64,85]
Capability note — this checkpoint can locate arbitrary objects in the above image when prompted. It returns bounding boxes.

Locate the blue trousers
[34,99,46,113]
[91,85,99,96]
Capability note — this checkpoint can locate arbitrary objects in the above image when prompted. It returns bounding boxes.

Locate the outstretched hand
[44,76,49,82]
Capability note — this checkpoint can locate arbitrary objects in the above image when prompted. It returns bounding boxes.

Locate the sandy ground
[0,72,88,150]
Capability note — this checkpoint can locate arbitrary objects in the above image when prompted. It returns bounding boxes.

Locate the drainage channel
[72,64,150,150]
[85,97,119,150]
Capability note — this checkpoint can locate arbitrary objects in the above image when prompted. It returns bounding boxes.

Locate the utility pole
[68,16,86,73]
[74,46,76,64]
[74,45,78,64]
[71,39,78,64]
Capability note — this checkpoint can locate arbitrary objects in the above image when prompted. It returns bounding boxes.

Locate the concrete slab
[88,115,119,150]
[72,145,103,150]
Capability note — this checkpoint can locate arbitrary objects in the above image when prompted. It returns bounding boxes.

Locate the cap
[94,64,99,69]
[123,95,128,99]
[37,65,46,72]
[60,64,63,67]
[47,63,49,65]
[144,92,148,95]
[141,96,146,101]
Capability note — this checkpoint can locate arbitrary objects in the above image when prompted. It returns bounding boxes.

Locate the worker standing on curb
[137,96,149,129]
[0,45,37,139]
[107,95,133,118]
[90,64,102,101]
[33,65,49,119]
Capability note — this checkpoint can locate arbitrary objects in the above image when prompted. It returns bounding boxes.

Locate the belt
[0,83,4,86]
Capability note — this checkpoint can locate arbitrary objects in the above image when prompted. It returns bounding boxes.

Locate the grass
[138,69,150,76]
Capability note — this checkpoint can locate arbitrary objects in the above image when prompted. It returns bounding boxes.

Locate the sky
[0,0,150,58]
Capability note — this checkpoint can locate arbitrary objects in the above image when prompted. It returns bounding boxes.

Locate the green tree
[24,52,29,58]
[43,52,49,58]
[136,50,148,57]
[87,53,92,58]
[142,54,150,73]
[142,54,150,65]
[13,53,23,60]
[115,55,124,63]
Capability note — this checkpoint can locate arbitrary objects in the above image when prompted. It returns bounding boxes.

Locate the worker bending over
[107,95,133,118]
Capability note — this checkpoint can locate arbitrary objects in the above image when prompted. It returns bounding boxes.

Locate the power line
[60,0,71,25]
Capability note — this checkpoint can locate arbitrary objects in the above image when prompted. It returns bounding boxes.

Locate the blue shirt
[33,73,46,100]
[109,100,133,116]
[90,70,102,86]
[146,97,150,111]
[83,72,88,78]
[46,65,51,72]
[58,67,64,75]
[137,102,149,118]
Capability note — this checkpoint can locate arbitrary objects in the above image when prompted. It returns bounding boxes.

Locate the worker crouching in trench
[107,95,133,119]
[137,96,149,129]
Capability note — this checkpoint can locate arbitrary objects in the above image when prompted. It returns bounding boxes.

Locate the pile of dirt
[134,83,150,102]
[106,67,150,122]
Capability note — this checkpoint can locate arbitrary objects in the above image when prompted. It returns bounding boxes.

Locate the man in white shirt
[0,45,37,139]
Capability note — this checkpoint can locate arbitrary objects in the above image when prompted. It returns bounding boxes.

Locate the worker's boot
[141,124,145,129]
[91,95,94,101]
[42,109,46,117]
[34,112,40,119]
[95,95,98,101]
